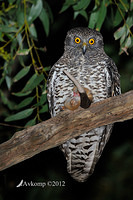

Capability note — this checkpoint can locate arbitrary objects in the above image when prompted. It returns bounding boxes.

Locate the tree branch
[0,90,133,171]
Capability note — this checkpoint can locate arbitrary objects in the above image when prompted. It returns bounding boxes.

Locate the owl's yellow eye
[89,38,95,45]
[75,37,81,44]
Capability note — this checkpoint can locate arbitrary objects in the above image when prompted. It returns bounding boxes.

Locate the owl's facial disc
[82,42,87,55]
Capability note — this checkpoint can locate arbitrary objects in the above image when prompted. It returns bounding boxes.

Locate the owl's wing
[98,58,121,156]
[105,58,121,97]
[47,65,56,116]
[47,60,68,116]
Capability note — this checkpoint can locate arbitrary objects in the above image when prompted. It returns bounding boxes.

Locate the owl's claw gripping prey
[63,70,93,110]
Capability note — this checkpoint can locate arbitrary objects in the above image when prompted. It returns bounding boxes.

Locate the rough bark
[0,90,133,171]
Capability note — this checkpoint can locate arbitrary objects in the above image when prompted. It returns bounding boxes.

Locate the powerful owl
[47,27,121,182]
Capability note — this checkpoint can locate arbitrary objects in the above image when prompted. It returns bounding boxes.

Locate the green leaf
[11,38,17,58]
[5,75,12,90]
[18,55,27,67]
[73,0,91,11]
[96,0,107,30]
[126,16,133,28]
[39,8,49,36]
[12,90,32,97]
[60,4,69,13]
[39,104,49,113]
[74,11,80,19]
[130,1,133,11]
[39,94,47,105]
[0,25,17,33]
[80,10,88,20]
[113,9,123,27]
[29,24,37,39]
[88,5,99,29]
[15,96,35,110]
[28,0,43,24]
[25,117,36,127]
[13,66,31,82]
[16,7,24,27]
[17,49,30,56]
[60,0,75,13]
[16,33,23,49]
[120,32,126,45]
[44,1,53,23]
[119,0,129,12]
[44,66,51,71]
[5,108,34,122]
[21,73,44,93]
[74,10,88,20]
[125,36,131,48]
[34,93,47,107]
[114,26,126,40]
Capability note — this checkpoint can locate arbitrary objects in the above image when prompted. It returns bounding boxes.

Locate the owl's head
[64,27,104,55]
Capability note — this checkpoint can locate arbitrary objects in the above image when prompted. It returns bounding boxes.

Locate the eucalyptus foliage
[0,0,133,127]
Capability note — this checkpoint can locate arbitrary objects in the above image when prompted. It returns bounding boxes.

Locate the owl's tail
[61,125,112,182]
[67,141,99,182]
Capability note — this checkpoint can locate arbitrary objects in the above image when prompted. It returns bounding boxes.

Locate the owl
[47,27,121,182]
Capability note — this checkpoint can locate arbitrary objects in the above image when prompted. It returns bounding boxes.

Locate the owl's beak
[82,42,87,54]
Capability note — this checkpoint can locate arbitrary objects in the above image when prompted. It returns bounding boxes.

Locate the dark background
[0,1,133,199]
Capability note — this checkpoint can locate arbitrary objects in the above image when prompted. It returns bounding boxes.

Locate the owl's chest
[66,58,108,101]
[54,57,108,104]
